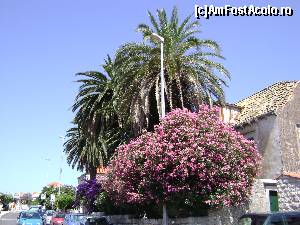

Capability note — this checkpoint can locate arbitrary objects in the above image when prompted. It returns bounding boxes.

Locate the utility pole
[58,136,66,195]
[151,33,167,225]
[45,157,51,184]
[151,33,165,119]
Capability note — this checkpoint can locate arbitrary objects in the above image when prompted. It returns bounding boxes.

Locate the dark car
[238,211,300,225]
[2,203,9,211]
[81,216,112,225]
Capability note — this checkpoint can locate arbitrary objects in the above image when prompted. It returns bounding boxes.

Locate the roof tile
[234,81,299,126]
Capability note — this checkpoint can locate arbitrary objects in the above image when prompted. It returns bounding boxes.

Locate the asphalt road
[0,212,18,225]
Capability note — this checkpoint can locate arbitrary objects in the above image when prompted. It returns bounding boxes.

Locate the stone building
[221,80,300,212]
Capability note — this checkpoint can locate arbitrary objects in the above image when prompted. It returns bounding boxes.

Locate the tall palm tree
[65,56,131,178]
[114,7,230,135]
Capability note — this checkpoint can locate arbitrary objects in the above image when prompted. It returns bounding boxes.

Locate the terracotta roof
[278,172,300,179]
[234,81,299,126]
[48,181,62,188]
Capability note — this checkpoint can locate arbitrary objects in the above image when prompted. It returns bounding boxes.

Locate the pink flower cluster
[103,105,261,208]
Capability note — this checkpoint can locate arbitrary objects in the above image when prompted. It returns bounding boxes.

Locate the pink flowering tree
[103,106,261,221]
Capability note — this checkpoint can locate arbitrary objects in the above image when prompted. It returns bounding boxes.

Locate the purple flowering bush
[74,179,102,212]
[103,106,261,209]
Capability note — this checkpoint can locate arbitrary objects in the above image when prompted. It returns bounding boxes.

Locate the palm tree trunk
[169,83,173,109]
[89,166,97,180]
[206,90,213,107]
[176,76,184,109]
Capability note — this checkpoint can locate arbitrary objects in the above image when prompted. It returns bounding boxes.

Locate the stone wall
[106,206,247,225]
[277,175,300,211]
[237,115,282,179]
[277,84,300,172]
[247,179,269,212]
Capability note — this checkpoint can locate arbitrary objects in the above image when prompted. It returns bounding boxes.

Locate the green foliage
[94,192,144,217]
[94,192,207,219]
[29,199,40,206]
[38,185,75,210]
[114,6,230,135]
[0,193,14,205]
[65,58,132,177]
[55,193,74,211]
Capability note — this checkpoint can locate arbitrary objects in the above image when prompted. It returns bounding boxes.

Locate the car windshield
[22,212,41,219]
[29,208,39,212]
[238,215,268,225]
[47,212,54,216]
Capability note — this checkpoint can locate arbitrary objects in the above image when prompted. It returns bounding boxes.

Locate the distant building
[47,181,62,188]
[31,192,40,200]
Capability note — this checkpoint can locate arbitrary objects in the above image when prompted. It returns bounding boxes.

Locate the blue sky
[0,0,299,193]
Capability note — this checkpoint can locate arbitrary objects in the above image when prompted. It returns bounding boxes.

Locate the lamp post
[58,136,66,195]
[45,157,51,183]
[151,32,167,225]
[151,33,165,118]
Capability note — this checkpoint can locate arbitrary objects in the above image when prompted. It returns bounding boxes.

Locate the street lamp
[151,31,168,225]
[151,33,165,118]
[58,136,66,195]
[45,157,51,183]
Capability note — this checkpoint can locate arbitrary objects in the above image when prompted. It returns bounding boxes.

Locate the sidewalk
[0,211,10,218]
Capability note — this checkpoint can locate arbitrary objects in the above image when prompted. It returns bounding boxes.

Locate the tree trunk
[176,76,184,109]
[169,83,173,110]
[163,203,168,225]
[89,167,97,180]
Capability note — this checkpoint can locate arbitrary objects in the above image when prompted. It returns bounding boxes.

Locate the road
[0,212,18,225]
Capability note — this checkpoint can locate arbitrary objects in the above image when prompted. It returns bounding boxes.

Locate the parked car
[81,216,111,225]
[51,212,66,225]
[29,206,45,217]
[17,211,43,225]
[29,205,41,211]
[238,211,300,225]
[43,210,55,225]
[2,203,9,211]
[64,213,86,225]
[20,205,30,211]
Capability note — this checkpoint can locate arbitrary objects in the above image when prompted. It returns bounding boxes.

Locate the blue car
[64,214,86,225]
[17,211,43,225]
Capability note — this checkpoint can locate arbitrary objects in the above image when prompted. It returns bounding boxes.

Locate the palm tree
[114,7,230,135]
[64,56,131,178]
[64,125,98,178]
